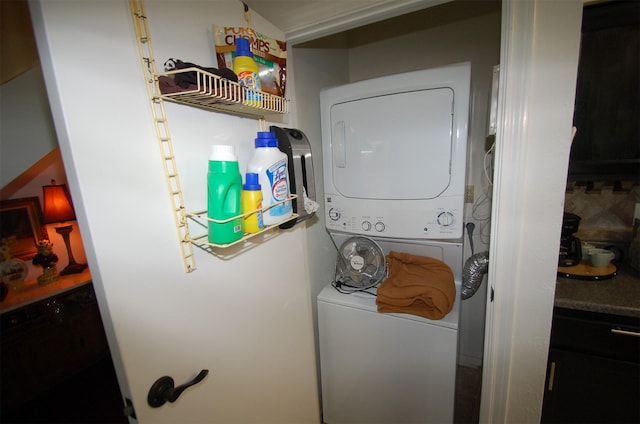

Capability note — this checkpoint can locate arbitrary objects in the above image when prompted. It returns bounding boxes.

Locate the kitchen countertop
[555,262,640,318]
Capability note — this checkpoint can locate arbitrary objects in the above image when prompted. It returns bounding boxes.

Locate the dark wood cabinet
[541,308,640,423]
[1,283,110,410]
[569,0,640,182]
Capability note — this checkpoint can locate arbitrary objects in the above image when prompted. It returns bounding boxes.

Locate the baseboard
[459,354,483,368]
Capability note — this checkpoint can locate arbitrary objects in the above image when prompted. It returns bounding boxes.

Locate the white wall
[292,0,501,367]
[288,40,350,396]
[0,66,58,188]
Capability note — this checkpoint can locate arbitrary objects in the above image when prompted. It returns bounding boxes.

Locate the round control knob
[437,211,455,227]
[328,208,341,221]
[362,221,372,231]
[375,222,385,232]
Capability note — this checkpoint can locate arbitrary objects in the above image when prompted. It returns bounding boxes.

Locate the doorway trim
[480,0,583,422]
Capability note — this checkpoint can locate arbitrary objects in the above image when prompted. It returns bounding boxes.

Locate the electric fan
[334,236,388,290]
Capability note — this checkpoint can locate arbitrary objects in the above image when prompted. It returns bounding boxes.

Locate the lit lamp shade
[42,181,75,224]
[41,180,87,275]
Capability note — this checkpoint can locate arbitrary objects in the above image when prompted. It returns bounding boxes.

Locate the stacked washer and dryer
[317,62,471,423]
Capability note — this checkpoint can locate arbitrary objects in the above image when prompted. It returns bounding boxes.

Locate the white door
[30,1,320,422]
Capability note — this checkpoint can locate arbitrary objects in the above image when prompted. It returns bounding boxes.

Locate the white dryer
[318,62,471,423]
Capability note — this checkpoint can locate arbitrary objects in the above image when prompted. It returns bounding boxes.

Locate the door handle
[547,361,556,391]
[148,369,209,407]
[333,121,346,168]
[611,328,640,337]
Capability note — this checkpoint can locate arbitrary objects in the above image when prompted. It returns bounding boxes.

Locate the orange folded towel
[376,251,456,320]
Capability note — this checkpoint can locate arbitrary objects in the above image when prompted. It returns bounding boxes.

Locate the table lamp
[42,179,87,275]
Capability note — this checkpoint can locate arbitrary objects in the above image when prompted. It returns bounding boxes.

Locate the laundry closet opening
[289,1,501,422]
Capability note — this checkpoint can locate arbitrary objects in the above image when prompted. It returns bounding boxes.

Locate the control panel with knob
[437,211,455,227]
[325,196,464,239]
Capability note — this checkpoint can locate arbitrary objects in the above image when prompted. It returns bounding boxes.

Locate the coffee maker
[559,212,582,266]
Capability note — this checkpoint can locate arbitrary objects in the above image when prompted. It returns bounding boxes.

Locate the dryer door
[329,87,454,200]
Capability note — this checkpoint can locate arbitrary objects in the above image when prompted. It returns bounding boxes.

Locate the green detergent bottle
[208,145,243,244]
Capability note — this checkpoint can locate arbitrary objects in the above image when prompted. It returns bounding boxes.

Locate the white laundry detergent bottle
[247,131,292,226]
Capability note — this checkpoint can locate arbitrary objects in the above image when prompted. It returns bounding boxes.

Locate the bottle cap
[210,145,237,162]
[243,173,261,190]
[255,131,278,148]
[235,37,253,58]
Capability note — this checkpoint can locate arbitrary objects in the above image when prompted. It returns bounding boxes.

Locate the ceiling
[242,0,451,44]
[0,0,39,84]
[242,0,605,44]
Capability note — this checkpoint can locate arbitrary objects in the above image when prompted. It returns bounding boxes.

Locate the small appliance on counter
[557,212,618,280]
[559,212,582,267]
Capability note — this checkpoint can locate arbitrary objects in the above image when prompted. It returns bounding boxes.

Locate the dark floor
[1,356,128,424]
[454,365,483,424]
[2,359,481,424]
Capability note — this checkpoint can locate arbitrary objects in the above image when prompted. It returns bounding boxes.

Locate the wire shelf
[157,68,289,117]
[131,0,293,270]
[186,195,298,248]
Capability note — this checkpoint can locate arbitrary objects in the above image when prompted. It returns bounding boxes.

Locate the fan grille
[335,236,387,289]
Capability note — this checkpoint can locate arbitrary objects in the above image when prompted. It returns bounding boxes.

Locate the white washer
[318,63,470,423]
[318,237,461,423]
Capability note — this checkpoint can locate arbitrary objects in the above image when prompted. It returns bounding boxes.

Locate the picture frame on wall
[0,197,48,260]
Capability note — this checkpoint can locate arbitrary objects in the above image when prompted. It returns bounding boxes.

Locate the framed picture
[0,197,48,260]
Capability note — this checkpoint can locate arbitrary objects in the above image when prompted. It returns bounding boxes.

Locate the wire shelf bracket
[130,0,196,272]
